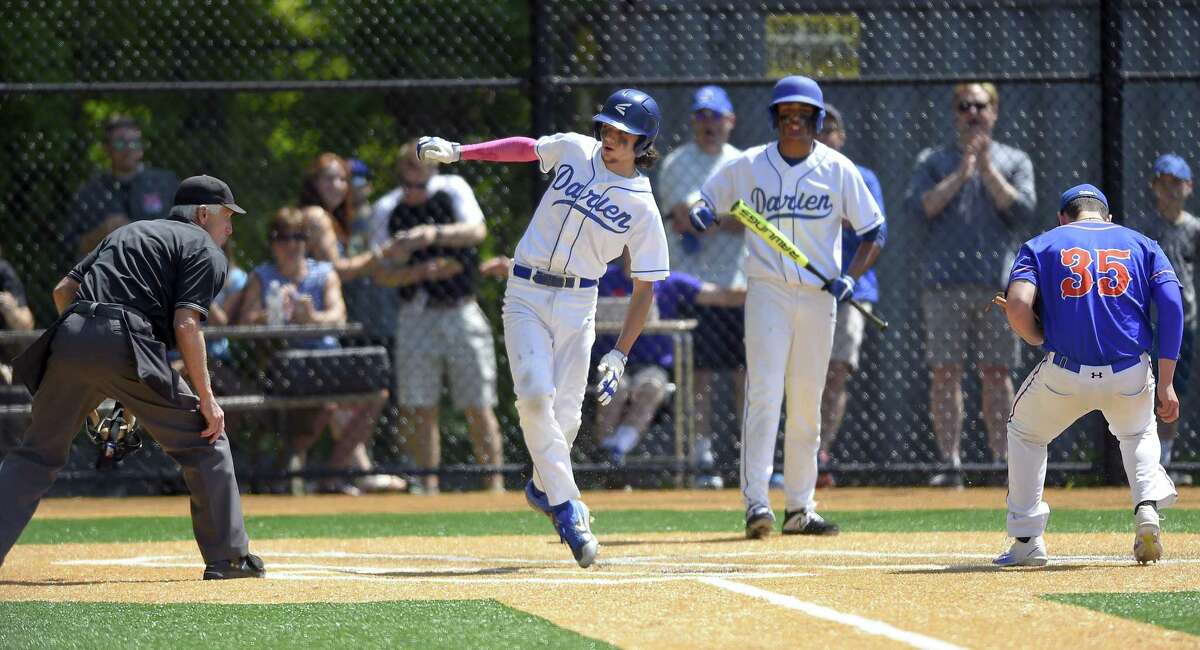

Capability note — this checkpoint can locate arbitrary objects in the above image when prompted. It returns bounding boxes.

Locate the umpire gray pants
[0,310,250,565]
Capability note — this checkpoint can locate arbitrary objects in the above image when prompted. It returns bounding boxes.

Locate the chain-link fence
[1,0,1198,495]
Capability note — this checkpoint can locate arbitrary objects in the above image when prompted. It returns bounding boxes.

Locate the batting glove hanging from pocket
[416,136,461,164]
[823,274,855,303]
[594,349,628,406]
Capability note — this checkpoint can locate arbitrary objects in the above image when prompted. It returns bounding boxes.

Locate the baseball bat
[729,200,888,331]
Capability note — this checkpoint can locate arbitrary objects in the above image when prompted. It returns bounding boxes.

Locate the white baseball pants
[502,276,597,507]
[741,277,837,512]
[1006,354,1178,537]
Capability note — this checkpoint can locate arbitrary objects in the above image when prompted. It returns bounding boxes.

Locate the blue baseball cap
[691,85,734,116]
[1153,153,1192,182]
[348,157,372,188]
[1059,183,1109,213]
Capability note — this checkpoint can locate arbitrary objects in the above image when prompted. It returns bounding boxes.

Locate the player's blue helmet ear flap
[768,75,826,132]
[592,88,662,156]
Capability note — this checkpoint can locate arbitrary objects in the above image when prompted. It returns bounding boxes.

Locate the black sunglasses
[270,232,306,243]
[957,100,990,113]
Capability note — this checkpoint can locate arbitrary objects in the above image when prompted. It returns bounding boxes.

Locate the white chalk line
[699,577,967,650]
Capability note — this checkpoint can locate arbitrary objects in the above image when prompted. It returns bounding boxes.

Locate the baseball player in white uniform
[416,88,670,567]
[691,76,886,538]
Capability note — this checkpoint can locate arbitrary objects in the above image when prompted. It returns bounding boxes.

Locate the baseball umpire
[0,175,264,580]
[995,184,1180,566]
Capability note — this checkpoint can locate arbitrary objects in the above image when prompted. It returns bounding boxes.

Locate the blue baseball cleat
[524,480,553,520]
[552,499,599,568]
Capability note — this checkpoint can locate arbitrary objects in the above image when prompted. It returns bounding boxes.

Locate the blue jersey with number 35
[1007,221,1179,365]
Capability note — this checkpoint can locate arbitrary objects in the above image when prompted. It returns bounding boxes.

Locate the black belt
[512,264,597,289]
[74,301,133,320]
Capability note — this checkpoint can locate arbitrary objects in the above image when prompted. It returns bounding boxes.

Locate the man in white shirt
[372,142,504,494]
[655,85,745,488]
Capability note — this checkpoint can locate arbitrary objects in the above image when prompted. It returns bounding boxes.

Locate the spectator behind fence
[301,153,409,283]
[371,141,504,494]
[906,82,1036,487]
[593,251,746,470]
[239,208,386,496]
[68,115,178,256]
[340,158,402,344]
[1136,154,1197,485]
[814,104,886,488]
[654,85,745,487]
[0,250,35,455]
[298,153,408,493]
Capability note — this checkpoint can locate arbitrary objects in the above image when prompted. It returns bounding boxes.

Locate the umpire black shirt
[67,214,227,349]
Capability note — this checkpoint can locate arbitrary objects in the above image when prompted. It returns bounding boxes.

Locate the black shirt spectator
[68,115,179,256]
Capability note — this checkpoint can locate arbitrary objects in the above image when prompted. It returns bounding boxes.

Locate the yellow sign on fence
[766,14,862,79]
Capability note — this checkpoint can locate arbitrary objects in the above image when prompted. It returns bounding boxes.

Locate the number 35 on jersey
[1060,247,1132,298]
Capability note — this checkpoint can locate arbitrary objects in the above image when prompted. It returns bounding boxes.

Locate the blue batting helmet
[593,88,662,156]
[769,75,825,132]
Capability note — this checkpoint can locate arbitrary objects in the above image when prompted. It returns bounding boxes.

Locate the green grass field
[1045,592,1200,636]
[0,601,615,649]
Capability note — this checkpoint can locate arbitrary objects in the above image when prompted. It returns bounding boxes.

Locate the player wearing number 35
[995,184,1180,567]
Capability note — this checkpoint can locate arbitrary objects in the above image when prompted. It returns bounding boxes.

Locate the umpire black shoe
[203,553,266,580]
[782,510,840,536]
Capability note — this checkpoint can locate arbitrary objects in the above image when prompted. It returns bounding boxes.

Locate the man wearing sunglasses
[655,85,744,489]
[68,115,179,257]
[370,141,504,494]
[906,82,1037,488]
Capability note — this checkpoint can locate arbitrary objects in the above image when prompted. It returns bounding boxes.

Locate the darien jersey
[1008,221,1179,365]
[513,132,670,282]
[699,140,884,286]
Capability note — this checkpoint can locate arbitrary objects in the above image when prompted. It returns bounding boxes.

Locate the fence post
[529,0,552,207]
[1099,0,1126,485]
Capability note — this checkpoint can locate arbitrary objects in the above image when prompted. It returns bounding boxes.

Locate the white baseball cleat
[1133,504,1163,565]
[993,536,1048,567]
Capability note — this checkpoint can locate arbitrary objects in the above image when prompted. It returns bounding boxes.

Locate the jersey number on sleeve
[1059,248,1131,299]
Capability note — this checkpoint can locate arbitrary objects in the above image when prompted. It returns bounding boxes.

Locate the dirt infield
[3,531,1198,648]
[3,488,1198,648]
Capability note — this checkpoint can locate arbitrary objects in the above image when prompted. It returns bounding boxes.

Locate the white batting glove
[416,136,461,164]
[594,349,628,406]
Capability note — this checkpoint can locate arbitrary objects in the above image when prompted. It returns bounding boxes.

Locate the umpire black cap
[174,175,246,214]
